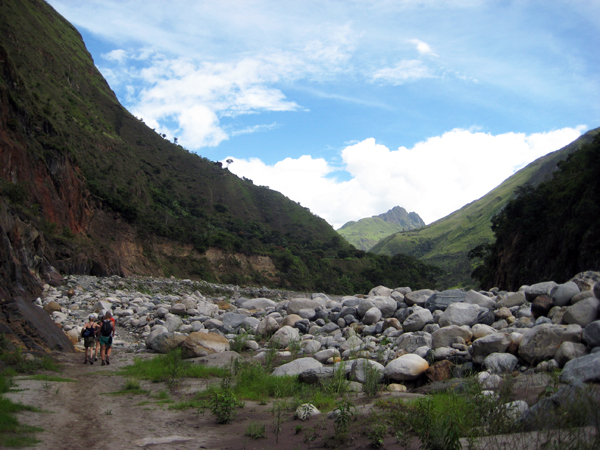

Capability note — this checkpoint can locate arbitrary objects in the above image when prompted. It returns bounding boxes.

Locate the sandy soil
[6,350,422,450]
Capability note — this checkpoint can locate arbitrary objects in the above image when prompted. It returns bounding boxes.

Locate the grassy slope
[338,217,421,251]
[0,1,341,254]
[370,128,600,289]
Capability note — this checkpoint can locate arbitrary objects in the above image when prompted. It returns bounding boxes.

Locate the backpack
[100,319,113,337]
[81,326,93,338]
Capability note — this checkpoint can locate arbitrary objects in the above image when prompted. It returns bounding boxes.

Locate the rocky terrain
[4,271,600,449]
[41,270,600,395]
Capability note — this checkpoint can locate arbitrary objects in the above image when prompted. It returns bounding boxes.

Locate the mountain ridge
[337,206,425,251]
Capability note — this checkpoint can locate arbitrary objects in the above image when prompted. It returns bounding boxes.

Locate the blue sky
[47,0,599,228]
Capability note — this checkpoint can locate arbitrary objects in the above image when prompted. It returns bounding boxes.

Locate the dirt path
[6,350,416,450]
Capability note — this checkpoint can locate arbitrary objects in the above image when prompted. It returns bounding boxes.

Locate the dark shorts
[84,336,95,348]
[99,335,112,348]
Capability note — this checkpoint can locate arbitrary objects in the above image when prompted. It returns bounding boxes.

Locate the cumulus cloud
[409,39,438,57]
[225,126,586,228]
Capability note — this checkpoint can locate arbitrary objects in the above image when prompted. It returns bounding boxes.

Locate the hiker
[81,315,98,364]
[99,311,115,366]
[93,314,101,362]
[106,310,116,363]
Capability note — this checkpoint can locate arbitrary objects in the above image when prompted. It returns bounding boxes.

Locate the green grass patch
[117,350,229,383]
[0,374,43,448]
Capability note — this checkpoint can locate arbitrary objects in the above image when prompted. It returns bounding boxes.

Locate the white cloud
[225,126,586,228]
[101,49,128,63]
[409,39,438,57]
[371,60,435,85]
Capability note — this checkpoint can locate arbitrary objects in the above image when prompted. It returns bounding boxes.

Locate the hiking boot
[90,360,94,365]
[94,357,98,361]
[106,358,110,365]
[101,360,106,366]
[84,359,87,364]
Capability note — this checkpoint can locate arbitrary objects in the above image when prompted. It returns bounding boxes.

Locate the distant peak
[376,206,424,227]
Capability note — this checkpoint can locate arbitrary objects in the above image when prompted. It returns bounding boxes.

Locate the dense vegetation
[0,0,440,294]
[472,134,600,290]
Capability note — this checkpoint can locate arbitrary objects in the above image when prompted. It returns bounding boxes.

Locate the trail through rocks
[7,351,418,450]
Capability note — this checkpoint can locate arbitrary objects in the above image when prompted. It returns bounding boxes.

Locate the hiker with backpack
[81,315,99,364]
[99,311,115,366]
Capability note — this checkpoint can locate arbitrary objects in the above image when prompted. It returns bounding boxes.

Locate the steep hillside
[370,127,600,289]
[338,206,425,251]
[0,0,441,313]
[475,133,600,290]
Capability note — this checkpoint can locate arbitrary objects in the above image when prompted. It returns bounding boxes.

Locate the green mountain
[0,0,440,303]
[474,133,600,290]
[338,206,425,251]
[370,127,600,289]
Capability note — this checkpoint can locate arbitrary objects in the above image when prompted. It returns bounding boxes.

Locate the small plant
[333,399,355,438]
[123,379,141,391]
[209,378,239,424]
[288,338,302,360]
[362,362,381,398]
[245,422,266,439]
[367,422,387,448]
[231,332,249,353]
[295,424,303,434]
[104,409,113,415]
[272,399,288,443]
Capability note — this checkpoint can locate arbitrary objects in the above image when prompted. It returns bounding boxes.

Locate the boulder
[269,325,299,348]
[368,285,393,297]
[560,352,600,384]
[554,342,588,367]
[384,354,429,381]
[582,320,600,347]
[402,307,433,332]
[404,289,436,307]
[472,323,496,339]
[170,303,187,316]
[432,325,473,349]
[239,298,277,310]
[339,335,363,352]
[288,298,325,315]
[531,295,553,318]
[256,315,280,336]
[523,282,558,301]
[301,339,322,354]
[358,296,397,318]
[43,301,62,314]
[350,358,384,383]
[396,331,432,353]
[281,314,302,328]
[439,302,481,327]
[196,300,219,317]
[562,297,600,327]
[425,360,454,382]
[425,289,467,312]
[313,348,340,364]
[482,352,518,373]
[465,290,496,309]
[222,312,248,329]
[496,291,526,309]
[471,333,510,364]
[298,367,335,384]
[272,357,323,377]
[550,282,580,307]
[362,307,382,325]
[569,271,600,292]
[518,324,582,365]
[151,332,185,354]
[180,331,230,358]
[145,325,169,350]
[164,314,183,332]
